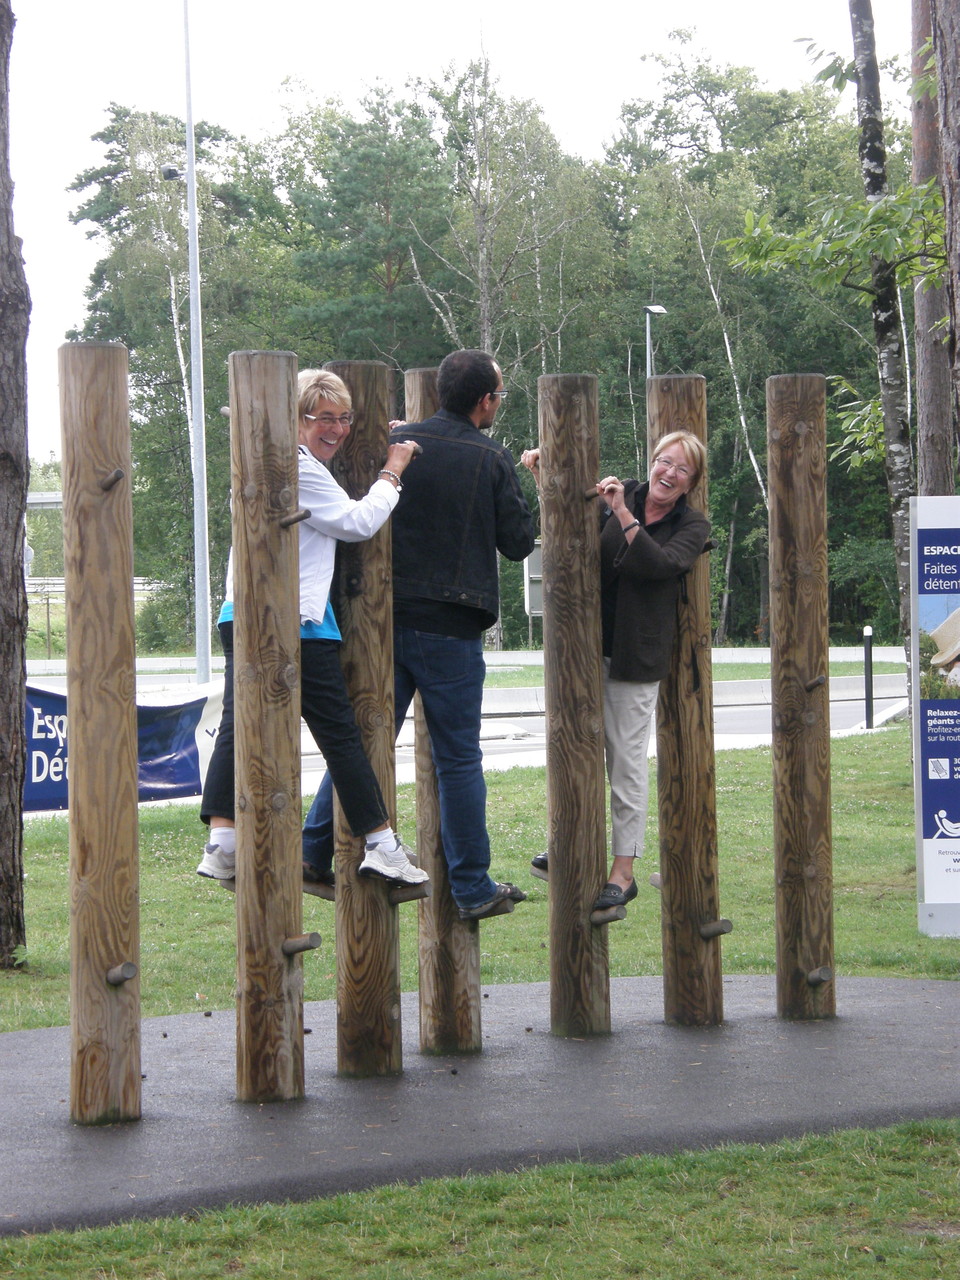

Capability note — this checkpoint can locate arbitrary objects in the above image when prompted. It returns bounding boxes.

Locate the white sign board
[911,496,960,936]
[524,540,542,617]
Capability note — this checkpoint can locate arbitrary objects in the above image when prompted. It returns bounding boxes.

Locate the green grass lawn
[1,1120,958,1278]
[6,719,950,1031]
[4,720,958,1277]
[483,660,903,688]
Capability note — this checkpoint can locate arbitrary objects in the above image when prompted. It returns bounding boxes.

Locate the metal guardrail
[26,577,163,600]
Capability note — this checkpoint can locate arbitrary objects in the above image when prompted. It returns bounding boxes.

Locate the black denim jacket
[389,410,536,631]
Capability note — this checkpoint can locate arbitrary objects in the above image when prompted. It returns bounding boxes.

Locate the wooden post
[403,369,439,425]
[405,368,485,1053]
[230,350,306,1103]
[60,342,141,1124]
[325,360,403,1076]
[767,375,835,1019]
[539,374,610,1037]
[648,375,725,1027]
[415,698,483,1051]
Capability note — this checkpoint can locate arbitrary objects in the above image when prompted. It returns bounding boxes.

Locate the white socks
[209,826,236,854]
[364,826,398,851]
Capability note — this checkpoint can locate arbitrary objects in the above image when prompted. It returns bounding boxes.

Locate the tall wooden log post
[404,368,484,1053]
[325,360,404,1076]
[648,375,725,1027]
[60,343,141,1124]
[231,351,307,1103]
[539,374,610,1037]
[767,375,835,1020]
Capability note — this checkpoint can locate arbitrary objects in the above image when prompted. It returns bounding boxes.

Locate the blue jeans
[302,627,497,909]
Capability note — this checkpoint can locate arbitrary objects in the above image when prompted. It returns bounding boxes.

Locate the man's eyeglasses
[490,389,509,400]
[305,412,354,428]
[653,456,692,478]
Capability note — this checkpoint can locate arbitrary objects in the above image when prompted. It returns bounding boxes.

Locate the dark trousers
[302,627,497,907]
[200,621,388,839]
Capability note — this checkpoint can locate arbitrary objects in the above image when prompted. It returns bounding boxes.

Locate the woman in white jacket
[197,368,427,889]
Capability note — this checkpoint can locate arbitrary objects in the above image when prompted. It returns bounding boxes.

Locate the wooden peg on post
[648,374,725,1028]
[60,341,141,1125]
[325,359,404,1078]
[539,373,611,1038]
[230,350,306,1103]
[281,932,322,957]
[105,962,138,986]
[767,374,835,1020]
[698,919,733,940]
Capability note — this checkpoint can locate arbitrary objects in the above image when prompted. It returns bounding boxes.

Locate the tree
[412,61,600,366]
[292,87,449,370]
[930,0,960,419]
[69,105,328,641]
[913,0,954,494]
[25,458,63,578]
[848,0,914,644]
[0,0,30,966]
[70,106,237,643]
[728,3,935,645]
[599,40,884,644]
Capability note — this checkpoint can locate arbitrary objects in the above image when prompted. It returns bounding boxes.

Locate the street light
[643,304,667,380]
[162,0,211,685]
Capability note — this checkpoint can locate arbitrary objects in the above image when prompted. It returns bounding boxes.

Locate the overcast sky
[10,0,911,461]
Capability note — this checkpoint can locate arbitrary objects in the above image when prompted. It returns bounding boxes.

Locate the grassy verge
[1,1120,958,1277]
[482,660,903,688]
[6,720,953,1032]
[4,722,959,1275]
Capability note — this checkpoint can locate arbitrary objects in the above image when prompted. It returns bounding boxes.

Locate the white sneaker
[359,840,429,885]
[197,842,236,880]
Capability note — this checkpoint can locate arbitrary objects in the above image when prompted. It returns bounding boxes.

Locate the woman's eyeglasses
[305,412,354,428]
[653,456,691,479]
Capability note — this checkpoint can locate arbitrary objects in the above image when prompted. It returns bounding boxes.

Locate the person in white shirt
[197,368,427,889]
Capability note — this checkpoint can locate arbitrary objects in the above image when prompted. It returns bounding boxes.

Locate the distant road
[27,648,907,794]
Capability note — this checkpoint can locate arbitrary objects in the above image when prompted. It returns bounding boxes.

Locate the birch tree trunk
[930,0,960,426]
[913,0,955,495]
[849,0,915,644]
[0,1,30,967]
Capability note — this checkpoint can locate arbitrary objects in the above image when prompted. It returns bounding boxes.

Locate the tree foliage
[64,28,932,649]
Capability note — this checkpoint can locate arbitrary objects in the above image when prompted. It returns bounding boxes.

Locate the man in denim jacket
[302,349,536,920]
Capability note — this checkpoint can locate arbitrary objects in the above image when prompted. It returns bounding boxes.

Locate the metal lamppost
[161,0,211,684]
[644,304,667,380]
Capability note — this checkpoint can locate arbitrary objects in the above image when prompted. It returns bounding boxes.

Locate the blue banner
[25,683,223,812]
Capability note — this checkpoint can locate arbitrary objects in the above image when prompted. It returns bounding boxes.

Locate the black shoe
[530,853,549,881]
[302,862,335,887]
[458,882,527,921]
[592,880,638,912]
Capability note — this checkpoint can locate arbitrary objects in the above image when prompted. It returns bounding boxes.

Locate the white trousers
[602,659,660,859]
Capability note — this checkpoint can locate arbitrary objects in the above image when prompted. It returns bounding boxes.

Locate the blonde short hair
[298,369,352,418]
[651,430,706,491]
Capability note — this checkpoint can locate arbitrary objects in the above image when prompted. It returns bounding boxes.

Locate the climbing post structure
[538,373,611,1038]
[767,374,835,1020]
[60,341,141,1124]
[230,350,310,1102]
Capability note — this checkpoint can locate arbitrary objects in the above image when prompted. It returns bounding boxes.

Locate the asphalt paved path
[2,976,958,1235]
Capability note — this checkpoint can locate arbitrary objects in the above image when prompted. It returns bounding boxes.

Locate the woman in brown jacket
[522,430,709,916]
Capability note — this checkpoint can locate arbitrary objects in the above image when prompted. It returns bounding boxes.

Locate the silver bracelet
[379,469,402,491]
[622,519,640,533]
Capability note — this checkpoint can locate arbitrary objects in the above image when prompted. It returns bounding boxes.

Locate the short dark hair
[437,349,499,416]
